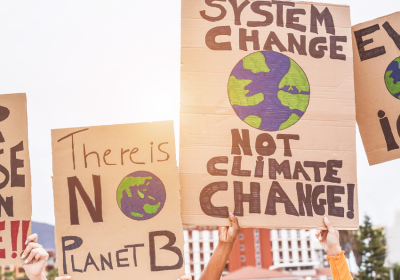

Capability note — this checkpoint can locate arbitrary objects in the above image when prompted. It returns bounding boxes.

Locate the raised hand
[218,212,241,244]
[315,217,342,257]
[22,234,49,280]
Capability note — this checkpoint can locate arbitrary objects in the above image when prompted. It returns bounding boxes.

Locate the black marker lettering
[239,28,260,51]
[310,5,335,35]
[269,159,291,179]
[228,0,250,25]
[327,185,344,217]
[263,31,287,52]
[149,231,184,271]
[378,110,399,151]
[231,156,251,177]
[354,24,386,61]
[200,181,229,218]
[233,181,261,216]
[68,175,103,225]
[205,26,232,50]
[255,133,276,156]
[296,183,313,217]
[200,0,227,22]
[286,9,306,32]
[231,129,252,155]
[265,181,299,216]
[288,33,307,55]
[207,156,228,176]
[248,1,273,27]
[62,236,83,274]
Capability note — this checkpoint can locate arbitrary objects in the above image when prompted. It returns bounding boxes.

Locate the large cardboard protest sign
[181,0,358,229]
[352,12,400,165]
[0,93,32,264]
[52,121,184,279]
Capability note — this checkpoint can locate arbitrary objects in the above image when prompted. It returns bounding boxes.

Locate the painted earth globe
[385,56,400,99]
[228,51,310,131]
[117,171,166,221]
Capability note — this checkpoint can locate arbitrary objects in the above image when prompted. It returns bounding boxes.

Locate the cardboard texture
[181,0,358,229]
[352,12,400,165]
[51,121,185,280]
[0,93,32,265]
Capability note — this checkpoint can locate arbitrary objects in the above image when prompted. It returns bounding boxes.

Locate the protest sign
[352,12,400,165]
[180,0,358,229]
[0,93,32,264]
[51,121,184,279]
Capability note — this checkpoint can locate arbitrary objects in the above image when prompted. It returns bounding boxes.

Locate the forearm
[327,251,353,280]
[26,272,47,280]
[199,242,233,280]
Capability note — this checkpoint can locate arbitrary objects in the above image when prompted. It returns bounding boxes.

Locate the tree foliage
[2,271,16,280]
[354,216,389,280]
[392,263,400,280]
[46,269,59,280]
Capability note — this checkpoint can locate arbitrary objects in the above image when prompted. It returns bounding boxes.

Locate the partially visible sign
[0,93,32,264]
[52,121,184,280]
[352,12,400,165]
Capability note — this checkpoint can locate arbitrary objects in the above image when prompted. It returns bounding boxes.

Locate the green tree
[392,263,400,280]
[46,269,59,280]
[2,270,16,280]
[354,216,389,280]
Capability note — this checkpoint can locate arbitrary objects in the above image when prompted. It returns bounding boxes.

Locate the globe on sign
[116,171,166,221]
[228,51,310,131]
[384,56,400,100]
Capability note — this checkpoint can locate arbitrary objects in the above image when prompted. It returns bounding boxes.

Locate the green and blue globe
[385,56,400,99]
[117,171,165,221]
[228,51,310,131]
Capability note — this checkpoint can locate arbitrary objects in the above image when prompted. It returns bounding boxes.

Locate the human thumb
[324,217,335,233]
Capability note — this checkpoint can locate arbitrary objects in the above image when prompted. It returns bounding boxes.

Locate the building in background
[183,226,227,280]
[0,222,57,280]
[183,226,330,280]
[222,266,303,280]
[270,229,329,276]
[0,250,56,280]
[229,228,273,271]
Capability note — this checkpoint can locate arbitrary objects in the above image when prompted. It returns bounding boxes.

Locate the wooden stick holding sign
[180,0,358,229]
[51,121,184,280]
[0,93,32,265]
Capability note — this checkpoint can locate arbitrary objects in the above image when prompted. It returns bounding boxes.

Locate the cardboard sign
[0,93,32,264]
[51,121,185,279]
[352,12,400,165]
[180,0,358,229]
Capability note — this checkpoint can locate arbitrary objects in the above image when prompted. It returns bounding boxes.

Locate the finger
[25,234,38,245]
[321,230,328,241]
[315,230,321,238]
[34,249,49,262]
[324,217,335,233]
[21,242,42,259]
[219,226,228,235]
[229,212,240,231]
[55,277,71,280]
[318,230,326,241]
[24,248,41,264]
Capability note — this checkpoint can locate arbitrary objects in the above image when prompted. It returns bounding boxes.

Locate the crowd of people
[20,213,353,280]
